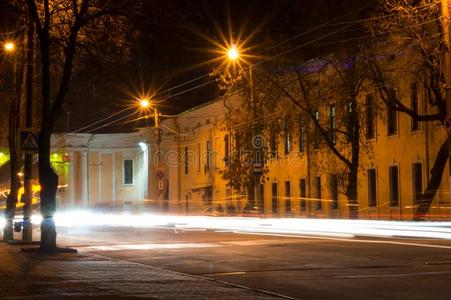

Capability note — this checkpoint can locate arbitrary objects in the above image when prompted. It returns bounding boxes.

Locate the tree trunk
[414,139,448,220]
[346,97,360,220]
[38,128,58,251]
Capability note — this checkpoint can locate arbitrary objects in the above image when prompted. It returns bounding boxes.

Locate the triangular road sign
[21,131,39,151]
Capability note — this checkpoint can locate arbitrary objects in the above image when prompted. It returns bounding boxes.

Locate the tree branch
[370,62,442,122]
[262,70,352,168]
[49,0,89,123]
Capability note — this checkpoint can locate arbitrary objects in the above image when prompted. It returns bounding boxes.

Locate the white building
[52,132,150,210]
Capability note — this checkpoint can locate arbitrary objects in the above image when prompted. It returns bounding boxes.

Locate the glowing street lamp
[3,41,15,53]
[139,98,150,108]
[138,97,158,128]
[137,96,162,207]
[221,41,261,211]
[227,45,239,61]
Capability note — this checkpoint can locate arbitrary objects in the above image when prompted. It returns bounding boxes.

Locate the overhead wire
[66,2,436,134]
[67,3,370,133]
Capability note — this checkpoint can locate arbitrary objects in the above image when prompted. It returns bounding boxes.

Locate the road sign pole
[22,20,35,241]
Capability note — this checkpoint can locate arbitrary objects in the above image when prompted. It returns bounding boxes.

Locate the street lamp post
[22,21,35,241]
[139,98,162,210]
[2,40,19,241]
[226,45,262,215]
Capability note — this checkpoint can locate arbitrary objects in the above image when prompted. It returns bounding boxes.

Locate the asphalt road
[57,225,451,300]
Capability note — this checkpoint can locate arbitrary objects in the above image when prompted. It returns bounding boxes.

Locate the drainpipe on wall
[175,120,182,214]
[86,134,94,208]
[306,130,312,218]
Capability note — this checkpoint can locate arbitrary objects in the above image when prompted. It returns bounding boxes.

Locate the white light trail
[2,211,451,240]
[82,243,221,251]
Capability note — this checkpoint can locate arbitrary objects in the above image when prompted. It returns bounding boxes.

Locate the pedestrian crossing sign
[21,131,39,152]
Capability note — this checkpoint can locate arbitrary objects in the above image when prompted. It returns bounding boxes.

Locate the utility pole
[3,47,20,241]
[154,107,163,210]
[250,66,262,215]
[22,19,35,241]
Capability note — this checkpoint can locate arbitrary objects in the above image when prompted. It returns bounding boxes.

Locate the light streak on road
[81,243,221,251]
[2,211,451,240]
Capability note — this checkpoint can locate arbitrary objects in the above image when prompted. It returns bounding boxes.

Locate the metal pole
[22,19,35,241]
[3,49,20,241]
[154,107,162,210]
[250,66,261,214]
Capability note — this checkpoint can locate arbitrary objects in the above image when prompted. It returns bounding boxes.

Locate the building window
[315,176,322,210]
[411,83,419,131]
[366,94,375,139]
[299,117,305,152]
[330,174,338,210]
[368,169,377,207]
[123,159,133,185]
[270,133,278,158]
[299,179,307,211]
[206,140,212,170]
[313,110,320,149]
[271,182,278,214]
[285,181,291,216]
[329,104,336,144]
[412,162,422,205]
[224,134,230,164]
[184,146,189,175]
[387,89,398,136]
[284,121,291,154]
[389,165,399,206]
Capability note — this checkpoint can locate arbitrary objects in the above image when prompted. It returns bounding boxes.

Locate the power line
[84,110,139,134]
[65,2,437,135]
[68,3,371,134]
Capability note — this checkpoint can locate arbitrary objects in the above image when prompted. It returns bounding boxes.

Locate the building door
[300,179,307,216]
[271,182,278,216]
[285,181,291,217]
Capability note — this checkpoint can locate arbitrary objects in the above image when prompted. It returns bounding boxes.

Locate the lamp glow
[139,98,150,108]
[3,42,15,52]
[227,45,239,61]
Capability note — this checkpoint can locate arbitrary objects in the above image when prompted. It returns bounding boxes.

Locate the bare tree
[256,45,374,218]
[24,0,140,251]
[214,42,375,218]
[368,0,449,219]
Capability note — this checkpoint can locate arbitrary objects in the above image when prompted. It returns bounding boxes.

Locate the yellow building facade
[148,88,449,220]
[50,82,449,221]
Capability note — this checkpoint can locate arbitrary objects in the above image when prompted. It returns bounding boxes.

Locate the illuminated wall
[152,92,449,220]
[51,132,149,209]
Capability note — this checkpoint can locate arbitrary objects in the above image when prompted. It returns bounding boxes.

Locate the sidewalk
[0,242,284,300]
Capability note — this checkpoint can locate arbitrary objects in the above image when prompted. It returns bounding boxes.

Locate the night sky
[2,0,375,134]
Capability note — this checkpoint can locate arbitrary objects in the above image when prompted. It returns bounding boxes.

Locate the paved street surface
[2,224,451,299]
[0,231,284,299]
[61,225,451,299]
